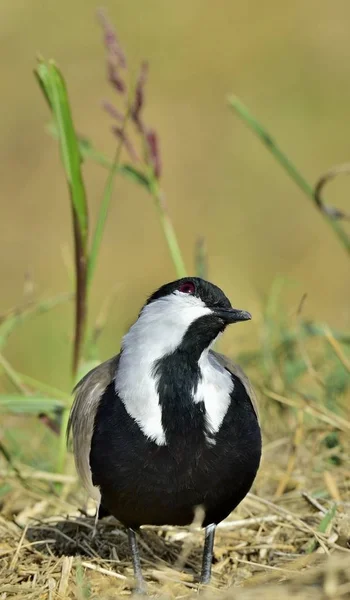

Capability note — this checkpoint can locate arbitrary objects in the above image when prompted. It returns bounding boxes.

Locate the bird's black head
[132,277,251,361]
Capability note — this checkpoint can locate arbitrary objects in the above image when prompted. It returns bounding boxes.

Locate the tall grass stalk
[36,61,89,378]
[148,177,187,278]
[87,106,133,288]
[228,96,350,256]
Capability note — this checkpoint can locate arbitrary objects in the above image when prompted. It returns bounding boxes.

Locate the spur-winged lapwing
[68,277,261,591]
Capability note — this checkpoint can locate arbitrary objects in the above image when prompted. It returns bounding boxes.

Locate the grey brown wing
[67,355,119,500]
[211,350,259,422]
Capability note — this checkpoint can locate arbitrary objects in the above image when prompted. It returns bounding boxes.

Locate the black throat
[153,314,226,447]
[154,347,204,446]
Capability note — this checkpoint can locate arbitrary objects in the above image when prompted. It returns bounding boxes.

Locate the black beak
[213,307,252,324]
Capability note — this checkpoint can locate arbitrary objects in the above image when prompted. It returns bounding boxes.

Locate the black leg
[200,523,216,585]
[128,528,146,594]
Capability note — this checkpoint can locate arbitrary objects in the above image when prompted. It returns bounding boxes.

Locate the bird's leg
[128,528,146,594]
[200,523,216,585]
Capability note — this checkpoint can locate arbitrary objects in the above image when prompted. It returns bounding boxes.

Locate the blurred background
[1,0,349,391]
[0,6,349,593]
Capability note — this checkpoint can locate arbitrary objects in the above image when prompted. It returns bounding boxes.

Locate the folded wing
[210,350,259,422]
[67,355,120,500]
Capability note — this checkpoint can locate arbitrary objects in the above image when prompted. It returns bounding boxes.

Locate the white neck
[114,292,232,444]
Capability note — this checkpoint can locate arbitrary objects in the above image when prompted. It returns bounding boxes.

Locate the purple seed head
[107,57,126,94]
[97,8,127,68]
[102,100,124,122]
[146,129,161,179]
[132,61,148,131]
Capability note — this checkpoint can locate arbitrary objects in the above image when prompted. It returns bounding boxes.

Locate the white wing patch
[193,350,233,441]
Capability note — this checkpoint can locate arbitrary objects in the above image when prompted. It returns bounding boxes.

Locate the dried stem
[72,211,88,377]
[314,163,350,220]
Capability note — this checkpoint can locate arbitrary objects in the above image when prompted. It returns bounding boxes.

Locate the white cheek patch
[193,351,233,442]
[115,291,212,445]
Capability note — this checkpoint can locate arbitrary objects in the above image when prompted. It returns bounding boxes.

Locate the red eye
[178,282,195,294]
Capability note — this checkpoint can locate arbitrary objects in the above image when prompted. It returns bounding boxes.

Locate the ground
[1,428,349,599]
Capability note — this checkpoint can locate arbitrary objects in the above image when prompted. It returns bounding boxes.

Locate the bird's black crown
[146,277,232,311]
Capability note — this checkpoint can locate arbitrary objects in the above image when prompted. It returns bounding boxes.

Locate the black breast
[90,375,261,529]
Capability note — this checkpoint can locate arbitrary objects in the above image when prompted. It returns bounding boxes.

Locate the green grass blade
[306,503,337,553]
[35,59,93,474]
[35,59,53,108]
[47,119,186,278]
[87,148,122,287]
[302,322,350,344]
[75,562,92,600]
[149,178,187,278]
[0,293,72,351]
[35,60,89,376]
[0,395,65,414]
[16,373,68,400]
[47,119,185,278]
[195,237,207,279]
[87,104,135,286]
[228,96,350,256]
[47,123,151,189]
[0,353,28,394]
[35,62,88,247]
[0,440,26,485]
[119,164,151,189]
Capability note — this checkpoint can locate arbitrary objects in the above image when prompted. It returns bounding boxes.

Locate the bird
[67,277,261,591]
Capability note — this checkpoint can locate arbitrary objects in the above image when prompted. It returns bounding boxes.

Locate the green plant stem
[87,111,131,287]
[17,372,68,401]
[228,96,350,256]
[53,126,187,279]
[0,353,28,394]
[36,60,90,379]
[0,293,72,352]
[306,503,337,553]
[195,237,208,279]
[149,178,187,278]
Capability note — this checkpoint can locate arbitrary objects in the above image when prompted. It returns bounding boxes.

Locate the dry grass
[1,427,349,599]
